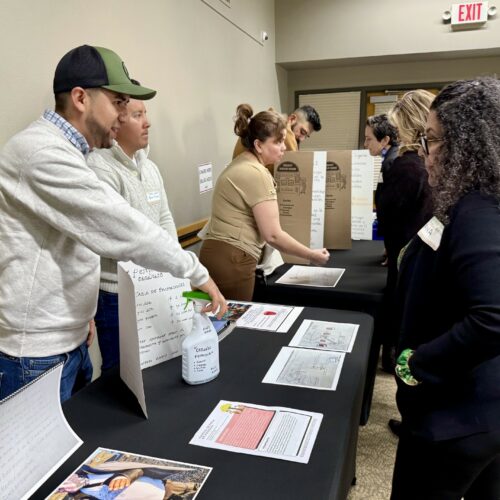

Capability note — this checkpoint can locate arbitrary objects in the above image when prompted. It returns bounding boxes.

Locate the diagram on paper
[263,347,345,390]
[290,320,359,352]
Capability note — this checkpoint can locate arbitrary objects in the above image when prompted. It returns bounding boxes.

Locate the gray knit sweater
[88,143,177,293]
[0,117,208,357]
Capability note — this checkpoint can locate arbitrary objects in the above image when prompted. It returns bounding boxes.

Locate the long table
[254,240,387,425]
[254,240,386,314]
[33,307,373,500]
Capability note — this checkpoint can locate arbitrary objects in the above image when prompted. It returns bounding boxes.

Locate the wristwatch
[395,348,421,386]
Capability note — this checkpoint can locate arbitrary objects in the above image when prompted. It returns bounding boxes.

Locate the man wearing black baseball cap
[0,45,227,402]
[53,45,156,99]
[52,45,156,150]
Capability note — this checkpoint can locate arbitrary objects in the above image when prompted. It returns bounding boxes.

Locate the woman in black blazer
[364,113,399,240]
[376,91,434,371]
[391,78,500,500]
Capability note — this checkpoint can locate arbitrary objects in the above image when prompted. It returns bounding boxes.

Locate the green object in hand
[395,348,421,386]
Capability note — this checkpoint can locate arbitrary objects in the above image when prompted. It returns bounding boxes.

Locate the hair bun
[234,104,253,140]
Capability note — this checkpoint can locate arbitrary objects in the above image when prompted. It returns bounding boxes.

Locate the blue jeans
[0,342,92,402]
[94,290,120,371]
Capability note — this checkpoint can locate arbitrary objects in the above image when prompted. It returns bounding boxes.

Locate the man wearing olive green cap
[0,45,227,402]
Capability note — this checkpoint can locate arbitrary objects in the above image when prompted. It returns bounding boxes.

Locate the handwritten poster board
[118,262,192,417]
[310,151,327,249]
[351,150,374,240]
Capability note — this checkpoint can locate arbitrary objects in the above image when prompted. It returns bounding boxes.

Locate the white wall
[286,55,500,110]
[275,0,500,65]
[0,0,279,226]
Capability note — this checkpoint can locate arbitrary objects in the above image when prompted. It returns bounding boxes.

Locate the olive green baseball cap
[53,45,156,100]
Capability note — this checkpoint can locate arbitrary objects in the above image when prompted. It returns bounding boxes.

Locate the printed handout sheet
[275,265,345,287]
[262,347,345,391]
[190,400,322,464]
[235,303,303,332]
[289,319,359,353]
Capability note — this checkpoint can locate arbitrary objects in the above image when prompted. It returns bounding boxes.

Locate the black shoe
[388,419,402,437]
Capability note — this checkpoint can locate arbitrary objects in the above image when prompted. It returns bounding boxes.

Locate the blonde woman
[200,104,329,301]
[377,90,434,375]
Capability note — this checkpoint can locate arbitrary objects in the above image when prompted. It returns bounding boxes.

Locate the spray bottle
[181,291,220,384]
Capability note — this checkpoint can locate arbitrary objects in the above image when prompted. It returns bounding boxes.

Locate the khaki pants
[199,239,258,301]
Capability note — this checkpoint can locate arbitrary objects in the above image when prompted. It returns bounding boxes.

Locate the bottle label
[182,314,220,384]
[192,342,219,375]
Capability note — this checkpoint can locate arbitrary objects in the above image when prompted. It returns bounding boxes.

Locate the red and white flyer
[235,303,303,332]
[189,400,322,464]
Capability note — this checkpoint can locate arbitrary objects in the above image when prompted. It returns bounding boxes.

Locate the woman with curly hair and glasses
[390,78,500,500]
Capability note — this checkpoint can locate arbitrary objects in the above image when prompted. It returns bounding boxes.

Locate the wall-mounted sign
[198,162,213,194]
[443,2,497,30]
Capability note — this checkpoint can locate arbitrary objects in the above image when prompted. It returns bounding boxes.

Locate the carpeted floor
[347,369,400,500]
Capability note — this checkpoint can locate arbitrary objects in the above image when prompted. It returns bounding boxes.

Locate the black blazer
[396,191,500,441]
[375,145,399,237]
[377,150,432,255]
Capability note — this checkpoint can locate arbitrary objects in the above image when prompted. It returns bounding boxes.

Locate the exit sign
[451,1,488,28]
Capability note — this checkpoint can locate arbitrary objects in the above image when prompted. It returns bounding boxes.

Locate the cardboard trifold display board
[325,151,352,250]
[275,151,352,263]
[275,151,326,264]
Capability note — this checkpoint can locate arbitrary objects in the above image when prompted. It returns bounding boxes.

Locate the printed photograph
[47,447,212,500]
[221,302,252,322]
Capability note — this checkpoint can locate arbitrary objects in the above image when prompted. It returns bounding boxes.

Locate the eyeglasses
[420,135,443,156]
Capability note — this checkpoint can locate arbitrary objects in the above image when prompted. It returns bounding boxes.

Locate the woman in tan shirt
[200,104,330,300]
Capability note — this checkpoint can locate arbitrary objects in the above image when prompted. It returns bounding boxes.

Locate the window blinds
[298,91,361,151]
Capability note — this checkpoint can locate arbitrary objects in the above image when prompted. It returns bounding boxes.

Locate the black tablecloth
[33,308,373,500]
[254,240,386,314]
[254,240,387,425]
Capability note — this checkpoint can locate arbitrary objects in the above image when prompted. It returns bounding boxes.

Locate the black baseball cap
[53,45,156,100]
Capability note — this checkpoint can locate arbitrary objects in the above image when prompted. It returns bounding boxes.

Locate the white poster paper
[0,364,82,500]
[235,303,303,332]
[262,347,345,391]
[198,163,213,194]
[310,151,327,249]
[275,265,345,287]
[118,262,192,417]
[351,150,374,240]
[289,319,359,352]
[190,400,323,464]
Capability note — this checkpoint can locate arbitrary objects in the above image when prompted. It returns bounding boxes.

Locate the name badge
[418,216,444,251]
[147,191,161,203]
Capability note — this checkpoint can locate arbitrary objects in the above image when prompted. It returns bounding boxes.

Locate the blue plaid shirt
[43,109,90,155]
